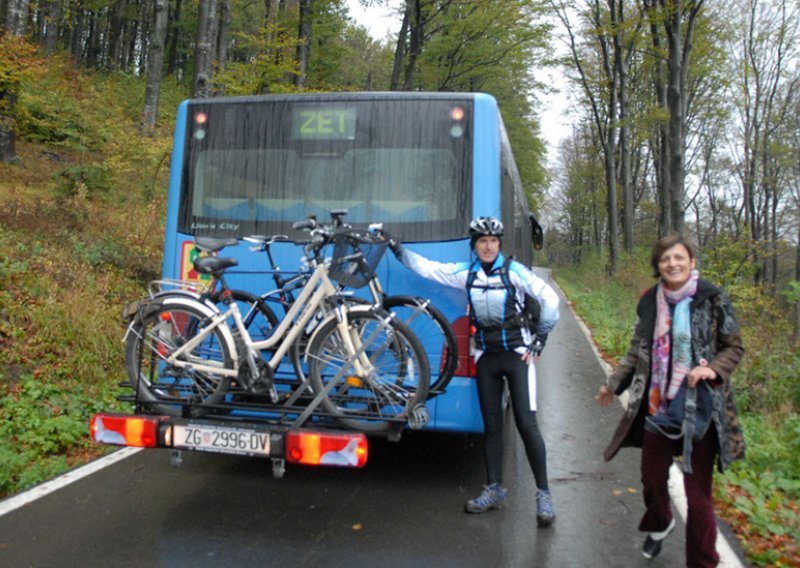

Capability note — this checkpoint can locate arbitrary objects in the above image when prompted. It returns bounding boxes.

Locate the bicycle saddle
[194,236,239,252]
[193,256,239,274]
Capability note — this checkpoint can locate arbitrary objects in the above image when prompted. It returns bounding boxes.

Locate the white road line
[561,285,744,568]
[0,447,142,518]
[668,464,744,567]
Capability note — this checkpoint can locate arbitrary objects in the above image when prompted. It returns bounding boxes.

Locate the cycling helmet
[469,216,504,249]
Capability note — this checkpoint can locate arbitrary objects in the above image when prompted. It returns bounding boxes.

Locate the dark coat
[603,278,746,472]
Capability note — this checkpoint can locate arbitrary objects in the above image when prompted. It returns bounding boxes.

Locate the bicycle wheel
[307,310,429,432]
[125,299,234,417]
[288,299,369,384]
[382,295,458,395]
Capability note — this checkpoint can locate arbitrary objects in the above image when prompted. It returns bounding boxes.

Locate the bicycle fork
[333,305,373,380]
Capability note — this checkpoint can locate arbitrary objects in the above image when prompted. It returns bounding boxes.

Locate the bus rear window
[178,97,473,241]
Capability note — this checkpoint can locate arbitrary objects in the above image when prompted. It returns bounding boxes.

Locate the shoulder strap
[500,257,523,312]
[465,260,479,325]
[466,259,479,290]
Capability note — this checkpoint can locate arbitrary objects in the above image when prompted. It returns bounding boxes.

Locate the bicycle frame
[161,260,372,380]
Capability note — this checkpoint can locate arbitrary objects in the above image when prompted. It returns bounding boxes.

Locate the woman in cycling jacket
[390,216,560,527]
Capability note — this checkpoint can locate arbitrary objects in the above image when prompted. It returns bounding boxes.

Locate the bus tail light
[452,316,476,378]
[285,430,368,468]
[91,413,160,448]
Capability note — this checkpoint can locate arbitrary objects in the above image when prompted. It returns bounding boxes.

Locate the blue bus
[162,92,539,433]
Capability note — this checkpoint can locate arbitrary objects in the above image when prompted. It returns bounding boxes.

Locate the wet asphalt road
[0,272,747,567]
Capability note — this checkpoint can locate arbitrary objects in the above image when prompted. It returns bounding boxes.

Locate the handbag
[644,380,715,474]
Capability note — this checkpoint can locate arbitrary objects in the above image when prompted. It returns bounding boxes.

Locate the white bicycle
[123,218,430,432]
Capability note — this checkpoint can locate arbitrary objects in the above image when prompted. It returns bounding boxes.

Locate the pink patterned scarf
[648,270,699,416]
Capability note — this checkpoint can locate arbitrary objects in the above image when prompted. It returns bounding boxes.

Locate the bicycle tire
[125,299,234,417]
[382,295,458,394]
[307,310,430,432]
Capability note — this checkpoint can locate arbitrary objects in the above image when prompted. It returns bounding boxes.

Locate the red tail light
[452,316,476,378]
[285,430,368,468]
[91,413,160,448]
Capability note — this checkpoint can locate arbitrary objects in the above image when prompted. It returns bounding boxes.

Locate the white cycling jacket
[397,248,560,350]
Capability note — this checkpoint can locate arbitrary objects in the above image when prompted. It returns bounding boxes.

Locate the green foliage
[0,36,41,100]
[717,415,800,565]
[408,0,553,200]
[697,237,799,415]
[53,163,113,197]
[553,249,651,361]
[215,0,394,96]
[0,53,170,497]
[783,281,800,304]
[0,374,122,496]
[732,415,800,496]
[15,58,106,150]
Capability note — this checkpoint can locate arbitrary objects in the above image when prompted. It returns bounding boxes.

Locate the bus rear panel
[162,92,534,433]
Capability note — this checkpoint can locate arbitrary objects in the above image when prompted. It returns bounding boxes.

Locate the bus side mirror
[529,213,544,251]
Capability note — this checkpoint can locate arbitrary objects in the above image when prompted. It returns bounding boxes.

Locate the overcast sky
[345,0,573,163]
[346,0,401,40]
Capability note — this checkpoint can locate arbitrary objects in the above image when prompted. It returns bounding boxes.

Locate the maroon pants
[640,428,720,568]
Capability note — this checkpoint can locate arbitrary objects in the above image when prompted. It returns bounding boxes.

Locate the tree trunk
[664,0,684,234]
[166,0,182,75]
[216,0,231,67]
[85,9,106,68]
[193,0,218,98]
[125,0,143,71]
[0,90,16,164]
[264,0,279,38]
[142,0,168,134]
[611,0,635,251]
[645,0,671,235]
[43,0,62,53]
[605,122,620,273]
[5,0,29,36]
[390,5,410,90]
[108,0,127,68]
[661,0,705,235]
[795,217,800,344]
[294,0,312,88]
[403,0,423,90]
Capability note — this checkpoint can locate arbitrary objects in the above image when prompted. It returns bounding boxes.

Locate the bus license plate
[173,424,271,457]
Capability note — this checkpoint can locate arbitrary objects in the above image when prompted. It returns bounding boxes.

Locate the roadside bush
[552,250,651,362]
[0,374,120,496]
[716,414,800,566]
[53,162,113,198]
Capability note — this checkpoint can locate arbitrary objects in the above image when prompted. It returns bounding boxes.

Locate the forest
[0,0,798,565]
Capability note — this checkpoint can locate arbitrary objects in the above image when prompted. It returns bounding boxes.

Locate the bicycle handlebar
[292,219,317,231]
[245,211,391,280]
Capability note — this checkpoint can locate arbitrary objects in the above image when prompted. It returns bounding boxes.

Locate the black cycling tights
[475,351,549,490]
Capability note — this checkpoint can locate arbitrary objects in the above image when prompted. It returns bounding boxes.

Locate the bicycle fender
[148,295,240,367]
[151,289,221,313]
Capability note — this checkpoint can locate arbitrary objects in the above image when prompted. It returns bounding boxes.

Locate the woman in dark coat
[596,233,745,567]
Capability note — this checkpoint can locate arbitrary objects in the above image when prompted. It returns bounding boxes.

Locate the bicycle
[124,219,430,432]
[217,210,458,395]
